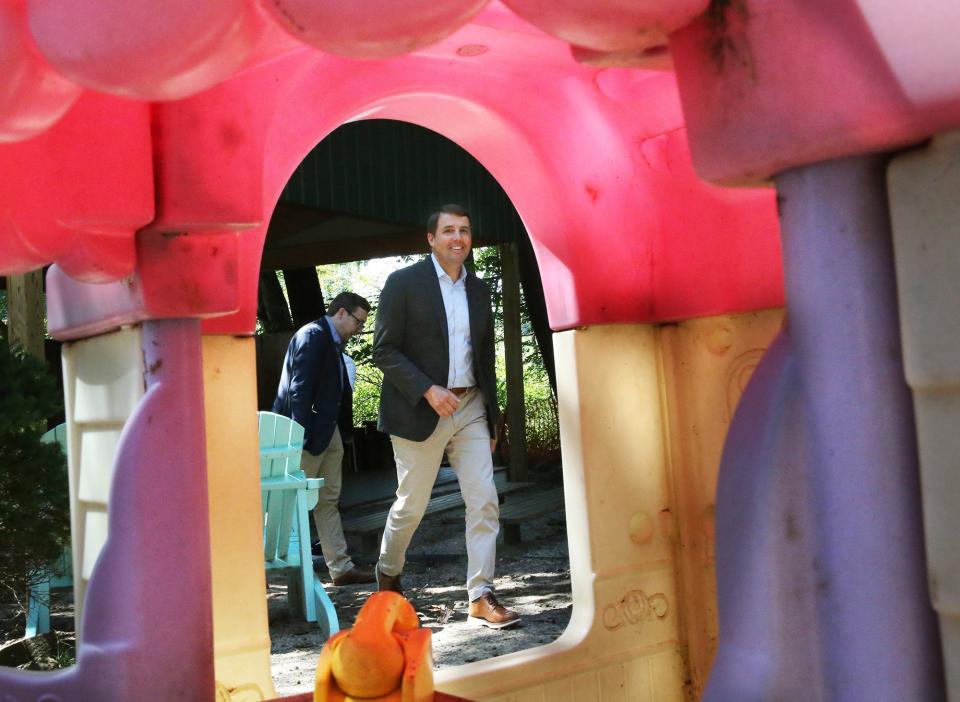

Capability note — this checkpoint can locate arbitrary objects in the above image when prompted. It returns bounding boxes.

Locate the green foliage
[474,246,550,395]
[260,251,558,456]
[471,246,503,329]
[473,247,558,458]
[352,364,383,426]
[0,342,70,610]
[0,289,7,340]
[314,258,394,426]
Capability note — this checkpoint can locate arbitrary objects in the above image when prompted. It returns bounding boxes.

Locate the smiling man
[373,204,520,628]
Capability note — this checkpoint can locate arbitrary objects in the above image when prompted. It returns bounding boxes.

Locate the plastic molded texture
[202,336,276,698]
[888,131,960,701]
[3,4,785,333]
[260,0,488,59]
[704,156,943,700]
[657,309,785,697]
[2,3,956,700]
[0,0,81,142]
[501,0,705,55]
[854,1,960,106]
[438,312,781,700]
[0,92,152,282]
[60,326,144,632]
[315,592,430,701]
[669,0,960,185]
[27,0,262,100]
[0,320,215,700]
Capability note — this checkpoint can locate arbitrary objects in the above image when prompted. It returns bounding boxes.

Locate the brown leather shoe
[468,592,521,629]
[376,566,403,595]
[331,566,375,586]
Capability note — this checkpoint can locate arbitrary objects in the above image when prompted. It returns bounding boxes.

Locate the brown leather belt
[449,386,474,397]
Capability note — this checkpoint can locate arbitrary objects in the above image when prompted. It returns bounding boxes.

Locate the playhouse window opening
[258,119,571,691]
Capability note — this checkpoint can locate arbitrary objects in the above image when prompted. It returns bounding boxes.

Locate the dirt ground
[0,482,572,700]
[268,502,572,697]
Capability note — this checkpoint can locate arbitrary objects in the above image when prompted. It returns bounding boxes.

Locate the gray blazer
[374,257,500,441]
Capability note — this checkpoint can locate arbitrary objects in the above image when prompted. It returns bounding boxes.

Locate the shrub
[0,342,69,614]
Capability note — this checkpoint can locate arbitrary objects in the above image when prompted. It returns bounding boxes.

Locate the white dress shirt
[431,253,475,388]
[342,353,356,389]
[324,316,347,394]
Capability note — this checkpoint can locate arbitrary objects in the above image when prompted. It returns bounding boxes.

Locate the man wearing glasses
[273,291,375,586]
[373,204,520,628]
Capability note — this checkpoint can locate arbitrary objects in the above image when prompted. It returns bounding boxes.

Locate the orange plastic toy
[315,593,433,702]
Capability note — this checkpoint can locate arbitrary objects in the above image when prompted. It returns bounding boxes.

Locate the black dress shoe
[376,566,403,595]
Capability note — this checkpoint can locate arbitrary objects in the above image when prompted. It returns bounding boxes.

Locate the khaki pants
[378,389,499,601]
[300,427,354,580]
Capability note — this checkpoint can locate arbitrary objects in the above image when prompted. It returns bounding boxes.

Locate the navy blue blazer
[272,317,352,456]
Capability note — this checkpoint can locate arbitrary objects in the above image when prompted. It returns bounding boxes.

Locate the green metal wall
[280,119,526,244]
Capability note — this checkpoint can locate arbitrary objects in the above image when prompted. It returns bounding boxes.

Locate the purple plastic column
[705,155,944,701]
[778,156,942,700]
[0,319,215,701]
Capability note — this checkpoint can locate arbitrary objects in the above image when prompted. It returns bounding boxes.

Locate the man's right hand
[424,385,460,417]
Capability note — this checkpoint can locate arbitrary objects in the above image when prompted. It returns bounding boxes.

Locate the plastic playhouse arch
[2,1,959,701]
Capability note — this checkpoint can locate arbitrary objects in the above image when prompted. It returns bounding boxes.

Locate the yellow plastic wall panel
[888,130,960,701]
[437,317,782,701]
[579,330,674,578]
[201,335,276,699]
[438,325,685,702]
[61,326,144,634]
[658,309,785,698]
[564,672,599,701]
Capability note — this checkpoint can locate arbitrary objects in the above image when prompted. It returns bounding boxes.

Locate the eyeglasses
[345,309,366,328]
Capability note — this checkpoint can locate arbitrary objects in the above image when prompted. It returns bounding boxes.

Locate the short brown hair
[427,204,471,234]
[326,291,370,317]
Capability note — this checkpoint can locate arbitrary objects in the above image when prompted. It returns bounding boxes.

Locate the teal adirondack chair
[25,423,73,638]
[258,411,339,638]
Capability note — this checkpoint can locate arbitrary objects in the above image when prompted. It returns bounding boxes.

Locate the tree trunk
[7,271,45,358]
[500,243,528,482]
[283,267,326,329]
[257,269,294,332]
[517,232,557,397]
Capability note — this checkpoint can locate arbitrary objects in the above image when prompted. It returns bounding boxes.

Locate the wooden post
[282,266,326,329]
[257,269,295,332]
[6,271,45,358]
[500,243,528,482]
